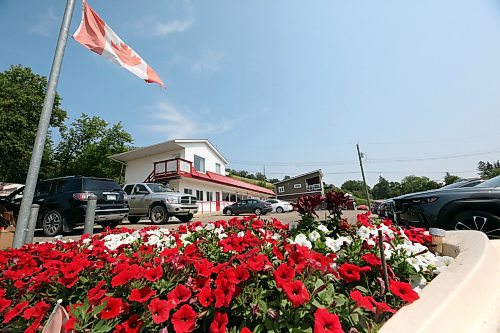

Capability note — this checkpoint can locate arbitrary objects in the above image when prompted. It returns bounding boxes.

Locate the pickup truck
[123,183,198,224]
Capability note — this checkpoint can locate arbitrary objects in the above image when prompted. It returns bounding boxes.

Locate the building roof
[182,170,275,196]
[273,169,323,184]
[110,139,228,164]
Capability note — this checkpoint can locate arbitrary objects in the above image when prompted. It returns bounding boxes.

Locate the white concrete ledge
[380,231,500,333]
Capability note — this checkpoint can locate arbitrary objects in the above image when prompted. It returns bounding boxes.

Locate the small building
[110,139,275,213]
[274,170,324,202]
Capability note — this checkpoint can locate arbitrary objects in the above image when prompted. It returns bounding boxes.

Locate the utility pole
[356,143,371,210]
[12,0,76,248]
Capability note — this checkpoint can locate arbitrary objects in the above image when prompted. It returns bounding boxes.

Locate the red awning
[185,170,275,196]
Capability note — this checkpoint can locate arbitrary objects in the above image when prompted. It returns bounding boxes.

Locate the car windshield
[476,175,500,188]
[146,183,173,193]
[440,181,469,190]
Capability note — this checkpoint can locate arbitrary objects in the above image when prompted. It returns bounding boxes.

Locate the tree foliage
[0,65,67,183]
[443,172,460,185]
[477,160,500,179]
[399,175,440,194]
[340,180,369,199]
[52,114,133,181]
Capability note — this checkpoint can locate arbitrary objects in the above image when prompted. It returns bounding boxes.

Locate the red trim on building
[187,170,275,196]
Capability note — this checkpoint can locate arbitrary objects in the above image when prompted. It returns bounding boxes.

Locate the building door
[215,192,220,211]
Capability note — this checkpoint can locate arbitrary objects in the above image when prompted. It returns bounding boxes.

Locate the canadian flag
[73,0,165,88]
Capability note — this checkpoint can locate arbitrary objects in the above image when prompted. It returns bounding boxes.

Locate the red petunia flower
[374,301,396,315]
[282,280,310,307]
[129,286,156,303]
[273,264,295,289]
[116,314,142,333]
[22,301,51,320]
[148,298,174,324]
[100,297,123,319]
[112,270,134,287]
[171,304,198,333]
[198,287,213,307]
[361,253,381,266]
[88,280,107,305]
[247,254,270,272]
[350,290,376,312]
[209,311,228,333]
[3,300,29,324]
[314,308,344,333]
[356,213,372,227]
[0,297,12,314]
[168,284,192,306]
[214,280,236,308]
[241,328,253,333]
[338,263,361,283]
[390,280,419,303]
[144,266,163,282]
[252,219,264,229]
[24,316,44,333]
[234,265,250,283]
[272,246,284,260]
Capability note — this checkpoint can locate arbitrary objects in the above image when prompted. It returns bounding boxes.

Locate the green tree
[443,172,460,185]
[477,160,500,179]
[52,114,133,181]
[399,175,441,195]
[0,65,67,183]
[372,176,391,199]
[255,172,267,181]
[341,180,369,199]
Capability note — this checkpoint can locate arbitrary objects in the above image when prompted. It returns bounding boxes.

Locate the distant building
[274,170,324,202]
[0,183,23,197]
[110,139,275,213]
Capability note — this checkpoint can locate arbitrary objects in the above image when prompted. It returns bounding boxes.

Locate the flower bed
[0,210,453,332]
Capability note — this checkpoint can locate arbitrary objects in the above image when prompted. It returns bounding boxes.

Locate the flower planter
[380,231,500,333]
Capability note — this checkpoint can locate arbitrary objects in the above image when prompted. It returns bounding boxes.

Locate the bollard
[84,195,97,236]
[429,228,446,255]
[23,204,40,244]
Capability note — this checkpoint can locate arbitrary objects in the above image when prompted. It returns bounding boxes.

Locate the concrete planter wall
[380,231,500,333]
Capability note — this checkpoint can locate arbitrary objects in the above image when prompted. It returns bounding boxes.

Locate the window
[294,184,302,189]
[123,185,134,195]
[133,184,148,194]
[35,182,52,197]
[278,186,284,193]
[194,155,206,173]
[184,188,193,195]
[230,194,236,202]
[207,191,213,201]
[215,163,221,174]
[222,192,230,201]
[196,190,204,201]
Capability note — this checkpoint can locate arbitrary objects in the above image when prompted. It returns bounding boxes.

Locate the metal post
[356,143,371,210]
[12,0,76,248]
[83,196,97,236]
[23,204,40,244]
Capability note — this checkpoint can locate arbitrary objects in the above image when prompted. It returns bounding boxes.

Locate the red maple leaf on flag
[111,41,142,67]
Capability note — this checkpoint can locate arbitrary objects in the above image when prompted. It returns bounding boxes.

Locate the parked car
[371,201,382,214]
[265,199,293,213]
[0,176,129,237]
[357,204,369,211]
[392,175,500,238]
[377,202,387,216]
[223,199,272,216]
[123,183,198,224]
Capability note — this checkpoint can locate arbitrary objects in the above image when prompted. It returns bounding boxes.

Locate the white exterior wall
[124,148,184,183]
[179,143,226,175]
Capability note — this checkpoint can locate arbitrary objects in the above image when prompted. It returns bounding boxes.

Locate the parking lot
[33,209,368,243]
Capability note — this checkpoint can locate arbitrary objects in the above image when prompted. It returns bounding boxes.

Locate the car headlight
[165,196,179,204]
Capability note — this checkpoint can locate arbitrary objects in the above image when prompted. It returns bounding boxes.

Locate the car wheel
[42,209,64,237]
[149,205,169,224]
[177,214,193,223]
[225,209,233,216]
[449,211,500,239]
[100,220,121,229]
[276,207,284,213]
[254,208,263,215]
[127,216,141,224]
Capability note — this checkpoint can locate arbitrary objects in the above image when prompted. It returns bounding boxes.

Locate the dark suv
[392,175,500,239]
[0,176,129,236]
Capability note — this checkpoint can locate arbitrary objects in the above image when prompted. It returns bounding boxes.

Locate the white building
[110,139,275,213]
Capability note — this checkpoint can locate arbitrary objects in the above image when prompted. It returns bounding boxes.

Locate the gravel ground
[33,209,369,243]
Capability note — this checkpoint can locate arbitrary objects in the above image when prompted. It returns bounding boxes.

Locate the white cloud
[190,50,224,74]
[28,7,58,37]
[147,101,235,139]
[152,19,193,36]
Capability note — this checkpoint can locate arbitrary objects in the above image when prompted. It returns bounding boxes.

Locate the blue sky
[2,0,500,187]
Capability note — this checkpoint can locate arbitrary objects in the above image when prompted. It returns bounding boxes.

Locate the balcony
[152,158,193,180]
[306,183,321,192]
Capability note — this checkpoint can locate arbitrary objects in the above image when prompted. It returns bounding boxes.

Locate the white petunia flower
[291,234,312,249]
[317,224,329,233]
[309,231,321,242]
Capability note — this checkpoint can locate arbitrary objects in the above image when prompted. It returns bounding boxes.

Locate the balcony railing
[153,158,193,179]
[306,183,322,192]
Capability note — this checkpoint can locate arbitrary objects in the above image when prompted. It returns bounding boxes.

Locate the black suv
[0,176,129,236]
[392,175,500,239]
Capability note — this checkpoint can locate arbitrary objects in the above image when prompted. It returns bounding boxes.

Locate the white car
[266,199,293,213]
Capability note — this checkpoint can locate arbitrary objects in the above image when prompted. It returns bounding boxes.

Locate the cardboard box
[0,226,15,249]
